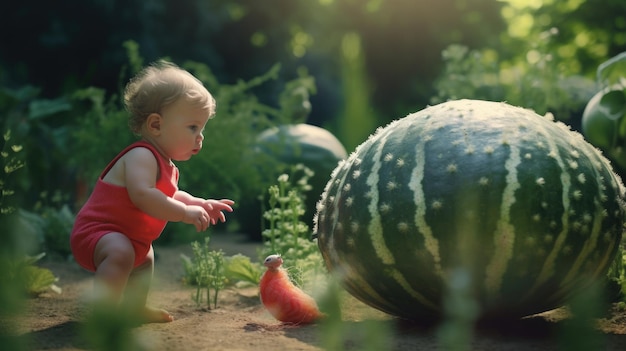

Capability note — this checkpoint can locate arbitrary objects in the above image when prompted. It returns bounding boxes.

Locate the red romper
[70,141,179,272]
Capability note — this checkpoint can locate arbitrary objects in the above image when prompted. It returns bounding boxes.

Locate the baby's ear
[146,113,162,134]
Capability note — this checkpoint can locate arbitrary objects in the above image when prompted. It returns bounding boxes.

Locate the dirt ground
[10,232,626,351]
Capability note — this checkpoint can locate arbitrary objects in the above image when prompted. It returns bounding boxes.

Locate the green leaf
[6,253,61,296]
[599,90,626,120]
[28,98,72,119]
[24,252,46,265]
[597,51,626,88]
[22,265,60,295]
[225,254,262,285]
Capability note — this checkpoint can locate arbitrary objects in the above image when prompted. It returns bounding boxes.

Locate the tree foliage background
[1,0,506,124]
[0,0,624,213]
[2,0,624,125]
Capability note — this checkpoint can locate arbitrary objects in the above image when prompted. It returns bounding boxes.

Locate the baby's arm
[174,191,234,225]
[124,148,210,231]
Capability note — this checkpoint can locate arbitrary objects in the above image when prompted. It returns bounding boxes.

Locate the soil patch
[10,232,626,350]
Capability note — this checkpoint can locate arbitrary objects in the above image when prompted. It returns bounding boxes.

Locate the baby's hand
[201,199,235,225]
[182,205,211,232]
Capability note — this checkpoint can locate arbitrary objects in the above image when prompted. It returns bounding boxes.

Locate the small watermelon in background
[240,123,348,240]
[581,51,626,175]
[314,99,626,321]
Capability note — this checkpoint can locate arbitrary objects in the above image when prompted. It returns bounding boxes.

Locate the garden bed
[12,232,626,351]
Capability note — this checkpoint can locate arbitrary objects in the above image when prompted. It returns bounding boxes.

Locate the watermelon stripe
[361,126,439,309]
[325,153,403,313]
[409,133,443,275]
[485,137,521,295]
[328,160,349,232]
[548,137,620,301]
[367,129,396,265]
[560,144,606,285]
[389,269,438,309]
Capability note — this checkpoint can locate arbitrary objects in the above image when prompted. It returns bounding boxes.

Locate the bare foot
[141,306,174,324]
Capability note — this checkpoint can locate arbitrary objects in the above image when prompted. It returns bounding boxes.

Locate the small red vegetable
[259,255,324,324]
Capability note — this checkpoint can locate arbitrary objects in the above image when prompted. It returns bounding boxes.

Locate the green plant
[15,191,75,258]
[37,204,74,258]
[0,86,79,210]
[11,192,75,259]
[181,237,227,309]
[70,87,135,189]
[260,167,312,257]
[606,243,626,301]
[223,254,263,287]
[431,29,596,122]
[179,168,326,299]
[2,253,61,296]
[181,244,263,305]
[0,128,27,351]
[258,165,322,288]
[0,129,24,215]
[315,99,625,321]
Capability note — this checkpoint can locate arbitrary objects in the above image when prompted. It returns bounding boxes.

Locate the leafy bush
[37,206,75,258]
[0,86,77,210]
[70,87,136,189]
[431,29,596,122]
[10,190,75,259]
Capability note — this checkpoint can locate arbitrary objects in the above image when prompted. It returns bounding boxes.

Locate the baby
[70,61,234,323]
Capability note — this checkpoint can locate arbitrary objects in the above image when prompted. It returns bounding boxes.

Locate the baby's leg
[92,232,136,303]
[124,245,173,323]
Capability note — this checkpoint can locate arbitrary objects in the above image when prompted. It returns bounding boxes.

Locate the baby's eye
[189,126,199,132]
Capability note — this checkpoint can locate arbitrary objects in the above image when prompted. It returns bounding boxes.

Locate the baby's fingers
[212,203,233,212]
[217,199,235,211]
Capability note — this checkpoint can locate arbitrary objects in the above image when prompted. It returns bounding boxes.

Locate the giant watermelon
[314,99,626,320]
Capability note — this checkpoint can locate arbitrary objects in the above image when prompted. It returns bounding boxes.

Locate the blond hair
[124,60,216,134]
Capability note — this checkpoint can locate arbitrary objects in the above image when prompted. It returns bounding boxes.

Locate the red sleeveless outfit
[70,141,179,272]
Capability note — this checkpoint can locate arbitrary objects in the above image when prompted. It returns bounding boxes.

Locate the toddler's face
[155,98,210,161]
